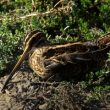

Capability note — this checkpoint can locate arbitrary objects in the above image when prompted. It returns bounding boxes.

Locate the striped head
[5,30,48,82]
[23,30,48,49]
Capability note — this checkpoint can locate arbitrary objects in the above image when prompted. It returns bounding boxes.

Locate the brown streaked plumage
[1,30,110,92]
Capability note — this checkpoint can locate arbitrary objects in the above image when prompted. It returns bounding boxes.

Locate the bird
[1,30,110,92]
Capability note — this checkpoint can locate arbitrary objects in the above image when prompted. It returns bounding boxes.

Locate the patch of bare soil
[0,63,110,110]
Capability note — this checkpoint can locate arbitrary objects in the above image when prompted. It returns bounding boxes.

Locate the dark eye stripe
[23,30,42,48]
[23,31,47,50]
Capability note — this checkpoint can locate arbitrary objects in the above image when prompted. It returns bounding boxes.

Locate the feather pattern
[28,32,110,80]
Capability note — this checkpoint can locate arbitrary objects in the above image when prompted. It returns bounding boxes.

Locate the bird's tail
[97,33,110,46]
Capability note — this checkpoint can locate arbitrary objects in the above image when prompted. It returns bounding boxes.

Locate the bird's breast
[29,47,51,78]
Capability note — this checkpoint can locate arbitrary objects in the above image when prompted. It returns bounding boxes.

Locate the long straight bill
[1,46,30,92]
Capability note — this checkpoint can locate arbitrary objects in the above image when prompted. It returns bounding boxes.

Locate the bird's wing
[43,51,92,70]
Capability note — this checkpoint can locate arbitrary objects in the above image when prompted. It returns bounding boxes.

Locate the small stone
[39,103,48,110]
[17,85,23,93]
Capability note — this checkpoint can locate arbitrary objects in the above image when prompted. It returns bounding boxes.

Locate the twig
[18,4,73,20]
[0,0,74,21]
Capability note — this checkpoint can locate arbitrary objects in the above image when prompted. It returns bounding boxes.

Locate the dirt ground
[0,63,110,110]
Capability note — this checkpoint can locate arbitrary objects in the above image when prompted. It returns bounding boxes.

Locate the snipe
[1,30,110,91]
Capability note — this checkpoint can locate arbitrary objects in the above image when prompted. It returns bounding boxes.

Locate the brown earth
[0,62,110,110]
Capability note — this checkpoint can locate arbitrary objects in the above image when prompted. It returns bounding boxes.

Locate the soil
[0,62,110,110]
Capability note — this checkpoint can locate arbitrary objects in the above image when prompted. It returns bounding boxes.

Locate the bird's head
[23,30,48,49]
[8,30,48,78]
